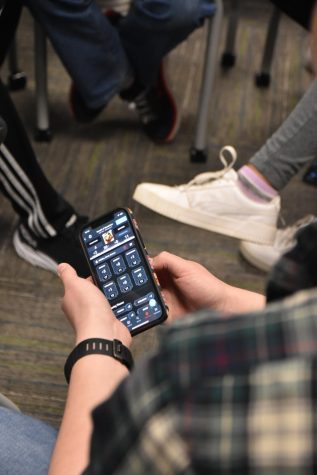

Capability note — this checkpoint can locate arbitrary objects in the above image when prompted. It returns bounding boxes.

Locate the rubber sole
[133,186,277,245]
[13,231,58,274]
[239,242,272,272]
[158,60,180,144]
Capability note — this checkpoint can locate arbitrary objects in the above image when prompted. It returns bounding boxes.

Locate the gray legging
[250,78,317,190]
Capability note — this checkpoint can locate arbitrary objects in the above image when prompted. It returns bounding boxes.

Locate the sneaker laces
[276,214,317,248]
[129,90,157,124]
[179,146,237,190]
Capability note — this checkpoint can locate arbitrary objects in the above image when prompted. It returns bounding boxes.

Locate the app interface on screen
[82,210,163,332]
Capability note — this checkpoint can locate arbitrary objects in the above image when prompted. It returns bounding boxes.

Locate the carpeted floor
[0,0,316,427]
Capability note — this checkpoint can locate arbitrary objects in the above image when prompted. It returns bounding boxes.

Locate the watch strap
[64,338,133,384]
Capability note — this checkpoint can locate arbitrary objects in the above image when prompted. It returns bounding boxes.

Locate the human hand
[152,252,229,321]
[58,263,131,347]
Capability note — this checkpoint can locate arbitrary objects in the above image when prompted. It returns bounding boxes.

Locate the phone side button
[152,272,161,288]
[136,230,146,249]
[132,218,139,230]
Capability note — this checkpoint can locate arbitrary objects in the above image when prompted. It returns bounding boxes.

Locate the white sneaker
[239,215,317,272]
[133,146,280,244]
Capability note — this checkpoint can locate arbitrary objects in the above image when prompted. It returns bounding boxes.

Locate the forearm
[220,283,266,314]
[48,355,128,475]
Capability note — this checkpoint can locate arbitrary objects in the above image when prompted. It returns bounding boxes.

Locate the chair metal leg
[190,0,224,163]
[255,6,281,88]
[34,20,52,141]
[221,0,240,69]
[7,38,27,91]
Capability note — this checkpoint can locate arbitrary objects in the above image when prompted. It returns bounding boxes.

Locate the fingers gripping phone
[80,208,168,336]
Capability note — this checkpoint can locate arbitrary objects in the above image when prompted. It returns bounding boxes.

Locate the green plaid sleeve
[84,287,317,474]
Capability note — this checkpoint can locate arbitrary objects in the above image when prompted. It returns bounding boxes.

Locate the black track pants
[0,79,75,237]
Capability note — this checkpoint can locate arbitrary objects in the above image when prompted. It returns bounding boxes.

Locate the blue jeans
[23,0,215,108]
[0,408,56,475]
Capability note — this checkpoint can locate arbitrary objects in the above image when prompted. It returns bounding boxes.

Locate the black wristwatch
[64,338,133,384]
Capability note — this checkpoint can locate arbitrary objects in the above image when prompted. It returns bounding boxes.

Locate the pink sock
[238,166,279,203]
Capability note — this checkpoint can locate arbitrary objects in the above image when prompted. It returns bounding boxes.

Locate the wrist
[220,283,265,314]
[76,329,132,348]
[75,320,132,348]
[214,282,238,314]
[204,280,232,314]
[65,337,133,384]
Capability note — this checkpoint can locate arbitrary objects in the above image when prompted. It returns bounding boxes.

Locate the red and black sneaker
[120,62,179,144]
[69,9,179,142]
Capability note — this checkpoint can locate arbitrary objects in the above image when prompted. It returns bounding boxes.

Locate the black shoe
[69,85,104,124]
[13,216,90,278]
[120,62,179,143]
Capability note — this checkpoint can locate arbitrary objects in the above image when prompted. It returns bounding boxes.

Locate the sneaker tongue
[181,146,238,188]
[182,168,237,188]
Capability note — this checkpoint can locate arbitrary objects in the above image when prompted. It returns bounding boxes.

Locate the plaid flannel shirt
[84,222,317,475]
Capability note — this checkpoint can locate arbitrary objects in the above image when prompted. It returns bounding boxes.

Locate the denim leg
[23,0,133,108]
[119,0,216,86]
[250,79,317,190]
[0,408,57,475]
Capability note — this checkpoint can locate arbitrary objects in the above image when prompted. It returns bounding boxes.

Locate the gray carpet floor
[0,0,316,426]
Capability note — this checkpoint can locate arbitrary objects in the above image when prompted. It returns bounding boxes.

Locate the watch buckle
[113,339,123,359]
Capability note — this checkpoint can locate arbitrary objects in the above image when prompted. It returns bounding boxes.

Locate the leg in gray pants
[250,78,317,191]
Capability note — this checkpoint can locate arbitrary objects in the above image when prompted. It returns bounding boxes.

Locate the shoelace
[129,91,157,124]
[276,215,317,248]
[179,146,237,189]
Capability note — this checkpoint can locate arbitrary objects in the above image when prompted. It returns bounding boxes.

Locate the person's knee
[132,0,215,30]
[0,408,57,475]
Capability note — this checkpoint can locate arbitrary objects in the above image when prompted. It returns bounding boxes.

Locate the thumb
[58,263,78,287]
[153,252,187,277]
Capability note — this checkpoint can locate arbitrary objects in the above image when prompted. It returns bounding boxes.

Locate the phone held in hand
[80,208,168,335]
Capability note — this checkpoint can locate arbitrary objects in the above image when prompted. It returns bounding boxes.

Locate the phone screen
[80,208,167,335]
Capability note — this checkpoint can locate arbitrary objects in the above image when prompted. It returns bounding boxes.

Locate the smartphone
[79,208,168,336]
